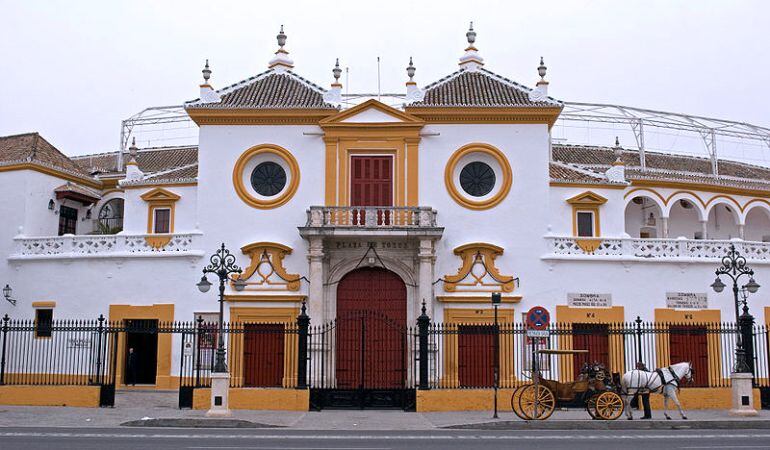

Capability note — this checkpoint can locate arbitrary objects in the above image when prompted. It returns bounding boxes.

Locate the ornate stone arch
[623,188,666,215]
[664,191,707,221]
[705,196,743,225]
[742,199,770,222]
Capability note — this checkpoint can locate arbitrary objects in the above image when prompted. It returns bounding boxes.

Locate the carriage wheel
[595,391,624,420]
[511,385,530,420]
[518,384,556,420]
[585,393,599,419]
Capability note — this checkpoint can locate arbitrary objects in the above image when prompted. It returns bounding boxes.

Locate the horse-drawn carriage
[511,349,625,420]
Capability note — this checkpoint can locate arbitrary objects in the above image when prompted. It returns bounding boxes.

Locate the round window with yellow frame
[444,143,512,210]
[232,144,300,209]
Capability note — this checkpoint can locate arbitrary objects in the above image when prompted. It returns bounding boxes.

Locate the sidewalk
[0,390,768,430]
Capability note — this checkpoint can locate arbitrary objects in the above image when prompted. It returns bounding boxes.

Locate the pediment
[319,99,424,126]
[566,191,608,205]
[140,187,181,202]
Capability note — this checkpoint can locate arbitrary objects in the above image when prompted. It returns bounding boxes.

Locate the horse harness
[655,366,681,390]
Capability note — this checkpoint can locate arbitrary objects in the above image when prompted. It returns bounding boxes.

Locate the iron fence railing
[1,312,768,403]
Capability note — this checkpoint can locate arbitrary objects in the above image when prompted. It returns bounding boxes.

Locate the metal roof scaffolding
[119,100,770,176]
[558,102,770,176]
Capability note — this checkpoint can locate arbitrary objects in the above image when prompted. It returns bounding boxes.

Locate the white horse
[620,361,693,420]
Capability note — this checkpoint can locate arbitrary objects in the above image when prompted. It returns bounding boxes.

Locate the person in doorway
[127,347,138,386]
[635,361,652,419]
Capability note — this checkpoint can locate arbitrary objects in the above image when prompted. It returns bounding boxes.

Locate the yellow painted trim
[443,243,515,292]
[141,187,180,249]
[228,307,299,388]
[140,187,181,202]
[704,194,743,212]
[441,308,516,388]
[555,305,625,380]
[405,106,563,128]
[232,144,300,209]
[31,301,56,308]
[100,188,125,196]
[624,187,668,206]
[0,163,102,189]
[186,108,337,126]
[0,385,100,407]
[654,308,723,387]
[567,191,606,239]
[224,294,306,303]
[235,242,301,291]
[319,99,425,126]
[108,304,175,389]
[415,387,759,411]
[630,179,770,199]
[193,387,309,411]
[436,295,521,303]
[444,143,513,210]
[566,191,608,205]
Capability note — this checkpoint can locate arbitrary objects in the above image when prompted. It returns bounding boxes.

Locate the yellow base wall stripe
[0,385,100,407]
[193,388,309,411]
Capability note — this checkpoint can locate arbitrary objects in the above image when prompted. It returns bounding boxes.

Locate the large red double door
[335,267,407,392]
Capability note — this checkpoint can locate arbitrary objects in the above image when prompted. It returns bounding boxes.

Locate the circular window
[250,162,287,197]
[444,143,512,210]
[459,161,496,197]
[233,144,300,209]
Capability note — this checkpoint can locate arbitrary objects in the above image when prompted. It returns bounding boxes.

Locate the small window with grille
[58,205,78,235]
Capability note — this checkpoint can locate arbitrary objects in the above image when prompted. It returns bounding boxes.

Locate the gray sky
[1,0,768,156]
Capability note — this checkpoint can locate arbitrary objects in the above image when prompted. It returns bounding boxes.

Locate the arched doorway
[332,267,408,405]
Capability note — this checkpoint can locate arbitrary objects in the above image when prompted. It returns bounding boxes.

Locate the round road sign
[526,306,550,330]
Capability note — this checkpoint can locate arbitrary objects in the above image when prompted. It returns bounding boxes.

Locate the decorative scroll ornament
[443,243,515,292]
[233,242,300,291]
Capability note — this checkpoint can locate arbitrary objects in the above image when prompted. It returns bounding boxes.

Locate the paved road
[2,427,770,450]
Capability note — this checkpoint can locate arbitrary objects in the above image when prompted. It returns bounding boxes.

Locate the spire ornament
[458,21,484,71]
[537,56,547,81]
[268,25,294,72]
[406,57,416,82]
[323,58,343,106]
[332,58,342,84]
[202,59,211,84]
[405,56,424,103]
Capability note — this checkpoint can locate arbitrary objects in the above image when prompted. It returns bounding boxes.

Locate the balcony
[9,232,204,260]
[544,236,770,264]
[299,206,443,238]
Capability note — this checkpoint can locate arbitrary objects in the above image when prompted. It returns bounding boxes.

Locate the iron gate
[307,311,417,410]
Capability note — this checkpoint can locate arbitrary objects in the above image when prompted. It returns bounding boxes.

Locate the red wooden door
[243,324,285,387]
[458,325,495,387]
[572,323,609,377]
[669,325,708,387]
[350,156,393,225]
[336,267,407,389]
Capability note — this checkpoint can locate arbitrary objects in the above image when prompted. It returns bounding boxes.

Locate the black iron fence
[3,310,770,409]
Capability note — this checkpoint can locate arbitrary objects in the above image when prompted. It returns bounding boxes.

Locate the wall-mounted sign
[66,337,91,349]
[567,293,612,308]
[666,292,707,309]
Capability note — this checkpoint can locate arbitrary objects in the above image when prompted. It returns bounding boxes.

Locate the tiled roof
[409,68,561,108]
[143,164,198,182]
[72,146,198,178]
[53,182,102,200]
[185,70,336,110]
[0,132,93,178]
[549,162,611,184]
[552,144,770,190]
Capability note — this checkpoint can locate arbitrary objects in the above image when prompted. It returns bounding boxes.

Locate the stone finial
[459,22,484,71]
[612,136,625,165]
[466,21,476,46]
[202,59,211,84]
[277,25,287,48]
[332,58,342,84]
[268,25,294,72]
[538,57,547,82]
[406,57,416,82]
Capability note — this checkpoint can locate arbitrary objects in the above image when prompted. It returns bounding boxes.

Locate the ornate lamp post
[196,243,246,373]
[710,244,759,373]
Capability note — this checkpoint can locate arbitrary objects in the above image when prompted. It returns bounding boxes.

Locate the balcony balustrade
[10,232,204,260]
[545,236,770,263]
[301,206,442,237]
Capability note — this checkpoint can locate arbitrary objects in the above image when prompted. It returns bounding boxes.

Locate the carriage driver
[634,362,652,419]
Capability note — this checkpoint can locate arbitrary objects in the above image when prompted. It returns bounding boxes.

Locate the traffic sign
[526,329,549,338]
[526,306,550,330]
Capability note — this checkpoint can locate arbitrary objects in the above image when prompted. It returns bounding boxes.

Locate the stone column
[418,238,435,319]
[307,236,325,322]
[700,220,708,239]
[738,224,745,240]
[660,217,669,238]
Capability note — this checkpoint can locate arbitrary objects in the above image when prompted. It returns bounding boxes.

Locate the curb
[121,418,282,428]
[445,419,770,430]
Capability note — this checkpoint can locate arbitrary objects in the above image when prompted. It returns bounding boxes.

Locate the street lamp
[3,284,15,306]
[491,292,501,419]
[197,243,244,373]
[711,244,759,373]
